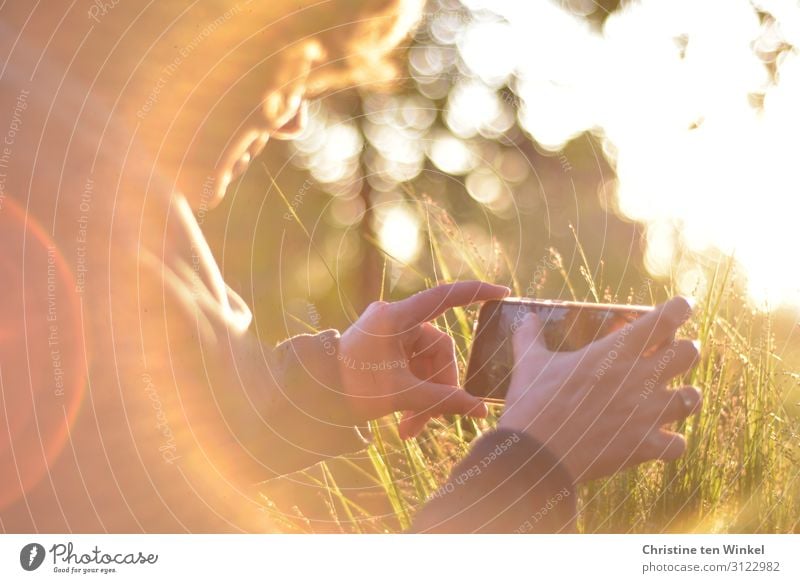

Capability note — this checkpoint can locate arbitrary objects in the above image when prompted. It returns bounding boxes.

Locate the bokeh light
[457,0,800,308]
[376,204,422,263]
[287,0,800,308]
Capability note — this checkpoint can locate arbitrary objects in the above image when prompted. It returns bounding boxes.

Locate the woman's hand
[338,281,510,438]
[499,297,702,483]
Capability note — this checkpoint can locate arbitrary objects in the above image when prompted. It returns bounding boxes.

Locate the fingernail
[681,387,701,413]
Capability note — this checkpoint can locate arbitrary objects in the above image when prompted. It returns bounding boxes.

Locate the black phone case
[464,299,652,401]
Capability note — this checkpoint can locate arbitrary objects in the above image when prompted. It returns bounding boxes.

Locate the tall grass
[263,193,800,533]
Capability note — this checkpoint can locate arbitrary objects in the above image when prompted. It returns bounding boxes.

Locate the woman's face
[137,0,418,207]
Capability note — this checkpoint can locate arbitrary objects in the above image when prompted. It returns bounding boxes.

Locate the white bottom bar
[1,534,797,582]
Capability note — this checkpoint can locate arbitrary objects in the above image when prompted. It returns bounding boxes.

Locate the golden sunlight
[377,205,422,264]
[460,0,800,308]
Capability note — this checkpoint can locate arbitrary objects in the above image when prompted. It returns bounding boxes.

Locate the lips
[230,151,251,182]
[213,129,269,201]
[271,99,308,140]
[233,132,269,179]
[226,100,307,176]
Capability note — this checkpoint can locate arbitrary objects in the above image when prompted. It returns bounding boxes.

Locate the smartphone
[464,298,654,401]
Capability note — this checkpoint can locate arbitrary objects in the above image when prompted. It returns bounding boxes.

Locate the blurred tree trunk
[357,174,382,310]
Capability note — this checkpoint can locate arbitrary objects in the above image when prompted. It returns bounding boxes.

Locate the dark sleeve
[411,430,576,533]
[136,197,369,485]
[253,329,370,478]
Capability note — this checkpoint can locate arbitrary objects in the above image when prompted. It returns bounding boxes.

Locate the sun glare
[459,0,800,308]
[290,0,800,307]
[377,205,422,264]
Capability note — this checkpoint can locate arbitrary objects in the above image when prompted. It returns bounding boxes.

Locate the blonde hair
[303,0,427,89]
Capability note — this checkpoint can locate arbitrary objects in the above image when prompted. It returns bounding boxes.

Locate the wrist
[278,329,357,424]
[497,414,579,481]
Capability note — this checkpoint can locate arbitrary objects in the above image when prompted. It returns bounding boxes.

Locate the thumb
[398,411,432,440]
[512,311,548,363]
[395,377,488,421]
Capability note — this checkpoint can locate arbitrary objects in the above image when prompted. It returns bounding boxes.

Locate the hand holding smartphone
[482,296,701,483]
[464,298,654,401]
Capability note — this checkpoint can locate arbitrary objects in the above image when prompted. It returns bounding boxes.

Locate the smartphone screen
[464,299,653,401]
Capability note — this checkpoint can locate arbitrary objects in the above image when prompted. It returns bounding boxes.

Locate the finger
[650,429,688,462]
[511,312,549,365]
[646,385,702,426]
[410,324,458,386]
[394,377,488,420]
[646,339,701,381]
[642,331,675,357]
[631,429,688,466]
[595,296,694,358]
[398,411,432,440]
[393,281,510,327]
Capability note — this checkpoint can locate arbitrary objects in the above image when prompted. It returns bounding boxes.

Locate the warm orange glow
[458,0,800,308]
